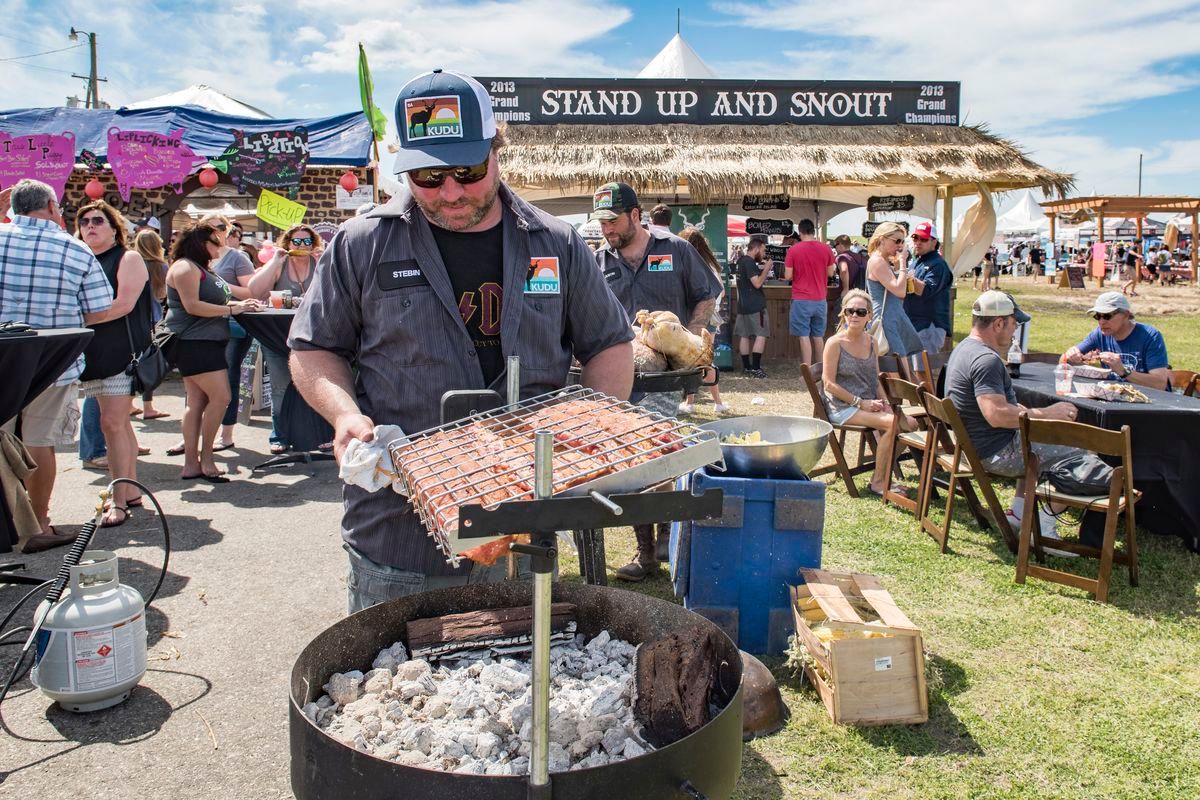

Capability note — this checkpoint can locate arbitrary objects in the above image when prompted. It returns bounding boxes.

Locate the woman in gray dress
[865,221,924,357]
[821,289,913,497]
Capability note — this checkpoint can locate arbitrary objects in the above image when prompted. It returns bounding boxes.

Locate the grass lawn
[559,277,1200,799]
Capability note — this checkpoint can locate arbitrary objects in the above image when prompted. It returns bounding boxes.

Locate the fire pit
[290,581,744,799]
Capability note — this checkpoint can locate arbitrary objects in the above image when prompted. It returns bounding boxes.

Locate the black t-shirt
[736,255,767,313]
[1029,246,1043,264]
[1125,251,1138,268]
[430,222,505,386]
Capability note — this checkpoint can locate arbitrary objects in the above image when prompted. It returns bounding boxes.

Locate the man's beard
[605,226,637,251]
[414,174,501,232]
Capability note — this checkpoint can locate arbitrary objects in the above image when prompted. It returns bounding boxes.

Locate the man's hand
[687,298,716,335]
[1037,402,1078,422]
[1096,351,1125,373]
[333,413,376,465]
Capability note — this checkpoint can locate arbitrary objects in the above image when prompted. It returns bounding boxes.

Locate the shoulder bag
[865,278,892,356]
[124,316,174,395]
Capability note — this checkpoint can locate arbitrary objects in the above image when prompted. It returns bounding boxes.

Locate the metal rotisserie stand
[290,377,743,800]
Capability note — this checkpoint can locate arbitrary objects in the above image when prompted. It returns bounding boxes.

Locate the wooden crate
[791,569,927,726]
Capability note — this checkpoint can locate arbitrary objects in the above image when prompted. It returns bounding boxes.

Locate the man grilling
[290,69,634,613]
[592,182,722,581]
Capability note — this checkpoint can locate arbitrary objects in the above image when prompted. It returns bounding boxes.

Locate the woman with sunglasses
[822,289,913,497]
[866,221,924,358]
[247,224,322,454]
[164,223,261,482]
[74,201,155,526]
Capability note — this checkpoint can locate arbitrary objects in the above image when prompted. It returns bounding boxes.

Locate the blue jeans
[78,395,106,461]
[262,346,292,446]
[344,543,536,614]
[789,299,827,337]
[223,335,254,427]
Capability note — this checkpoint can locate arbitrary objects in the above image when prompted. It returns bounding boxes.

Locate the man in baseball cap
[289,69,634,612]
[1062,291,1170,391]
[904,222,952,355]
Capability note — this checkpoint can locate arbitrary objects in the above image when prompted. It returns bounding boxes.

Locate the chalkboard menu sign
[867,194,915,213]
[215,127,310,194]
[862,220,910,238]
[1064,266,1086,289]
[742,193,791,211]
[745,218,794,236]
[765,244,790,262]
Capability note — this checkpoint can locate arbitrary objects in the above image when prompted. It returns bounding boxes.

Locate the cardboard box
[791,569,927,726]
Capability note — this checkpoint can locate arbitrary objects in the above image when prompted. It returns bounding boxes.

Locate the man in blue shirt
[903,222,953,354]
[1062,292,1170,391]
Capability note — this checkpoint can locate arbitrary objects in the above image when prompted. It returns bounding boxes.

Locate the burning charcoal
[622,738,646,759]
[395,749,429,768]
[343,696,384,721]
[479,662,529,695]
[587,630,612,652]
[324,671,364,706]
[363,668,392,696]
[399,723,434,756]
[372,641,409,673]
[424,696,450,719]
[302,701,321,722]
[577,712,618,737]
[396,659,432,683]
[548,742,571,773]
[548,713,578,746]
[590,682,627,717]
[454,757,485,775]
[600,725,631,756]
[576,751,610,769]
[484,761,514,776]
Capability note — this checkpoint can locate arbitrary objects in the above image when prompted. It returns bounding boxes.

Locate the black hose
[0,478,171,709]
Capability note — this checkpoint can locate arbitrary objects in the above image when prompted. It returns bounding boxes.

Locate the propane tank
[31,550,147,712]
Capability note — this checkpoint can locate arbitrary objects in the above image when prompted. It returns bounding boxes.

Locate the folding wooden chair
[880,376,935,515]
[917,391,1018,553]
[800,361,878,498]
[1014,414,1140,603]
[1169,369,1198,396]
[911,350,950,392]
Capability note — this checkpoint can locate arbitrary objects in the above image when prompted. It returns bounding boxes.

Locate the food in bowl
[720,431,773,445]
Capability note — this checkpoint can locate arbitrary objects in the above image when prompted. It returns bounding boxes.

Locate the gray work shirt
[944,336,1018,460]
[288,184,633,576]
[596,229,722,325]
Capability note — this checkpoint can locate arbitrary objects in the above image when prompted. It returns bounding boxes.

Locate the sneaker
[677,402,695,414]
[714,403,732,414]
[751,368,767,379]
[1006,509,1077,558]
[614,558,660,582]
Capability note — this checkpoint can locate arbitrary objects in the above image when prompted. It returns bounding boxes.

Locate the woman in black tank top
[75,201,153,527]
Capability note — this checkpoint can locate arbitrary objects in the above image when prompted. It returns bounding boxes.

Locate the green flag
[358,43,388,142]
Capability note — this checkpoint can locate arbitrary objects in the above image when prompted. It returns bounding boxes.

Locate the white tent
[124,85,271,119]
[994,189,1048,234]
[636,33,718,79]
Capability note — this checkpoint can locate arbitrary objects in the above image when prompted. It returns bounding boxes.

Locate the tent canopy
[0,106,373,166]
[124,85,271,119]
[995,189,1049,233]
[636,33,719,79]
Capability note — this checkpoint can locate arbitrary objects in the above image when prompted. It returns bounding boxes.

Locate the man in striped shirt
[0,179,113,552]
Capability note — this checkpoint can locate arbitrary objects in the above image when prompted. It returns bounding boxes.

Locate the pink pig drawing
[107,127,203,202]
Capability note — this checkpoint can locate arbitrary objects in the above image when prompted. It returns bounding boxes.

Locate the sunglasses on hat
[407,156,490,189]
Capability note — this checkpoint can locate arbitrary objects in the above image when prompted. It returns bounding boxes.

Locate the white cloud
[293,25,326,45]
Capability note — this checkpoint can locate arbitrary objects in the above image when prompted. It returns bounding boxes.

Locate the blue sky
[3,0,1199,227]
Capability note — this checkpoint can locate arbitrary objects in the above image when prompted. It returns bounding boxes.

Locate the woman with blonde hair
[132,229,170,419]
[866,222,924,357]
[821,289,912,497]
[247,223,323,453]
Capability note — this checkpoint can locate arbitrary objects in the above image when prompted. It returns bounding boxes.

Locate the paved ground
[1,380,347,797]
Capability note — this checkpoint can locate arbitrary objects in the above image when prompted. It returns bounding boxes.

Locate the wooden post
[1048,214,1057,284]
[1192,212,1198,283]
[1097,214,1105,288]
[1135,215,1143,292]
[941,187,954,264]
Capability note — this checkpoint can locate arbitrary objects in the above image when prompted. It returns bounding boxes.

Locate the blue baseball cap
[393,69,496,174]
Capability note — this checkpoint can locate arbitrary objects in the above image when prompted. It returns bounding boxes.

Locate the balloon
[339,171,359,193]
[257,242,276,264]
[84,178,105,200]
[198,168,219,188]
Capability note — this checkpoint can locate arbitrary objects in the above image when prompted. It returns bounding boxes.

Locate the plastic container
[670,467,824,655]
[1054,364,1074,395]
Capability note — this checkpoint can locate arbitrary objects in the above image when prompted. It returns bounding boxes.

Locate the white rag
[339,425,408,495]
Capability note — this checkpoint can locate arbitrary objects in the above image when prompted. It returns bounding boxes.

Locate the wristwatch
[1119,363,1132,378]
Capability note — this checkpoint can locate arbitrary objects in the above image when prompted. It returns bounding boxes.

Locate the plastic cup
[1054,364,1074,396]
[269,291,284,309]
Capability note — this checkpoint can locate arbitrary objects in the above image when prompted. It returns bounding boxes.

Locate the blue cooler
[670,467,824,655]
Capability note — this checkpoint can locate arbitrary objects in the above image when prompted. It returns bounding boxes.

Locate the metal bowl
[699,415,831,480]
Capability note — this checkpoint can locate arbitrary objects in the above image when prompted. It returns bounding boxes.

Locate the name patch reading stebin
[377,260,431,290]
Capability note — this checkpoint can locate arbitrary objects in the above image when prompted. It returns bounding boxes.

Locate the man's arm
[579,341,633,401]
[1127,367,1170,392]
[687,298,716,335]
[290,349,373,465]
[977,393,1076,428]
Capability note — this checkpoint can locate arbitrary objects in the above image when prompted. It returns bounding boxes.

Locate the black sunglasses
[844,307,870,318]
[79,215,108,227]
[213,223,227,231]
[408,157,490,189]
[1091,311,1118,321]
[290,236,314,246]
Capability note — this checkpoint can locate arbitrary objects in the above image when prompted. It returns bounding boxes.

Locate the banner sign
[862,220,910,238]
[0,131,75,199]
[216,128,309,193]
[311,220,340,244]
[106,127,203,202]
[742,193,791,211]
[669,205,728,269]
[746,218,794,236]
[867,194,915,213]
[336,183,373,209]
[256,187,306,230]
[477,78,960,126]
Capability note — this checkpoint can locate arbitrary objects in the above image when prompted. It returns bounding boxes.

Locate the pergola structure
[1040,195,1199,280]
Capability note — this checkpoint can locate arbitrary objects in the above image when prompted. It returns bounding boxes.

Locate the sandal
[21,526,79,554]
[269,443,287,455]
[129,408,142,417]
[166,443,186,456]
[212,441,235,452]
[101,505,130,528]
[83,456,109,470]
[142,411,170,420]
[137,445,151,456]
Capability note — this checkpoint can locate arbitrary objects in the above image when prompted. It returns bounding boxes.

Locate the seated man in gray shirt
[944,291,1081,546]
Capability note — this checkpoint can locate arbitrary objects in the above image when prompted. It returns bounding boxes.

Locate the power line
[0,42,84,62]
[4,60,78,76]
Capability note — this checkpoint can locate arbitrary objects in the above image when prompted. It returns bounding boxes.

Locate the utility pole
[69,28,106,108]
[1137,153,1143,196]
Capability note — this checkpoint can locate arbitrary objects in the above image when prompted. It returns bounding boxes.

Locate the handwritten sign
[746,218,794,236]
[1061,266,1086,289]
[867,194,915,213]
[0,131,75,199]
[219,128,310,193]
[765,244,789,262]
[106,127,203,201]
[336,184,373,209]
[862,220,910,238]
[256,188,306,230]
[742,193,790,211]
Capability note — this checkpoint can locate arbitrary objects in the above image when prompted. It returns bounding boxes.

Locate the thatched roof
[499,123,1073,204]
